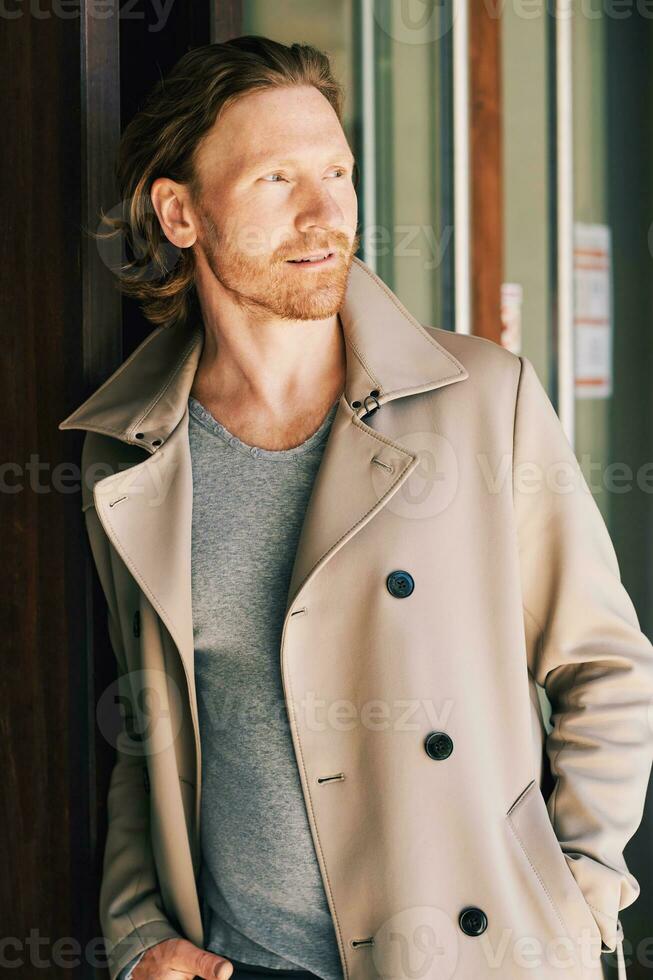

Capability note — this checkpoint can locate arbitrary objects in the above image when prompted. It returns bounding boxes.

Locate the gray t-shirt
[188,393,343,980]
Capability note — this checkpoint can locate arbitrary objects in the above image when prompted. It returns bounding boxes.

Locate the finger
[168,939,234,980]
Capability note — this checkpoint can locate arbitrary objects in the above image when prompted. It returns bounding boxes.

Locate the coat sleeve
[118,948,146,980]
[512,354,653,952]
[81,437,182,980]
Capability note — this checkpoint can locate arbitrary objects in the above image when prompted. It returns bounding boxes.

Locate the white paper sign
[501,283,523,354]
[573,223,613,399]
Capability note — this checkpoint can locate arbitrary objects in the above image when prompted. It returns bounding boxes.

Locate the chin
[281,284,348,320]
[276,300,342,321]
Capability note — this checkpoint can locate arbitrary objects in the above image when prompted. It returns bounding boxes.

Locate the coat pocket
[506,779,601,948]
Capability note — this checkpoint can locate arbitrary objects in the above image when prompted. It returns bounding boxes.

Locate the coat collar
[58,256,467,448]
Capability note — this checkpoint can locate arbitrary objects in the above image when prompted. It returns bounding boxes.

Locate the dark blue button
[459,907,487,936]
[424,731,453,760]
[386,570,414,598]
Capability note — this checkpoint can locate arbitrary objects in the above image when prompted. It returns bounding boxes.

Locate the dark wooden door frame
[79,8,123,974]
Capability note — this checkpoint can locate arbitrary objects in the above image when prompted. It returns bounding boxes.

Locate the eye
[260,168,351,183]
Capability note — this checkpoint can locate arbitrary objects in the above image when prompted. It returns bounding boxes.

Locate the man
[59,36,653,980]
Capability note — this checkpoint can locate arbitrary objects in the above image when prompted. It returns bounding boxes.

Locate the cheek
[339,184,359,230]
[233,191,296,256]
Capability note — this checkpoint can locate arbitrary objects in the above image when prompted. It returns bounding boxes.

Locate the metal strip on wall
[360,0,378,273]
[555,0,575,445]
[453,0,471,334]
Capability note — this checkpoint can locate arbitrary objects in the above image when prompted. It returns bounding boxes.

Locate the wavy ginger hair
[96,35,354,329]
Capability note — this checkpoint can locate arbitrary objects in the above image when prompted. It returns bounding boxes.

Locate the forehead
[195,85,353,178]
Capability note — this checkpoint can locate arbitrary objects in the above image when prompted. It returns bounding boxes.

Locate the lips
[287,251,334,263]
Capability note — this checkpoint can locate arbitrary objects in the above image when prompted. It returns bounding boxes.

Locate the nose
[294,180,347,235]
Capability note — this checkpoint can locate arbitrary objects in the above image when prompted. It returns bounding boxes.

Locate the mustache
[276,231,359,262]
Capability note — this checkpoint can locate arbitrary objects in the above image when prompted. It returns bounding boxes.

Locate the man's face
[189,84,360,321]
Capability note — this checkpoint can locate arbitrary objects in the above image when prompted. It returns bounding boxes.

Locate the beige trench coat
[59,257,652,980]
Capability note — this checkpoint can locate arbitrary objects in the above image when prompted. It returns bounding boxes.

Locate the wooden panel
[469,0,503,342]
[0,8,88,978]
[212,0,242,42]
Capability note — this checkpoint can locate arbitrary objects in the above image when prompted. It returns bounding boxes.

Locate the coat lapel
[59,257,469,715]
[89,411,196,696]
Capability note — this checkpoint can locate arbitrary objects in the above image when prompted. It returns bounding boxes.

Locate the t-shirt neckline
[188,394,340,461]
